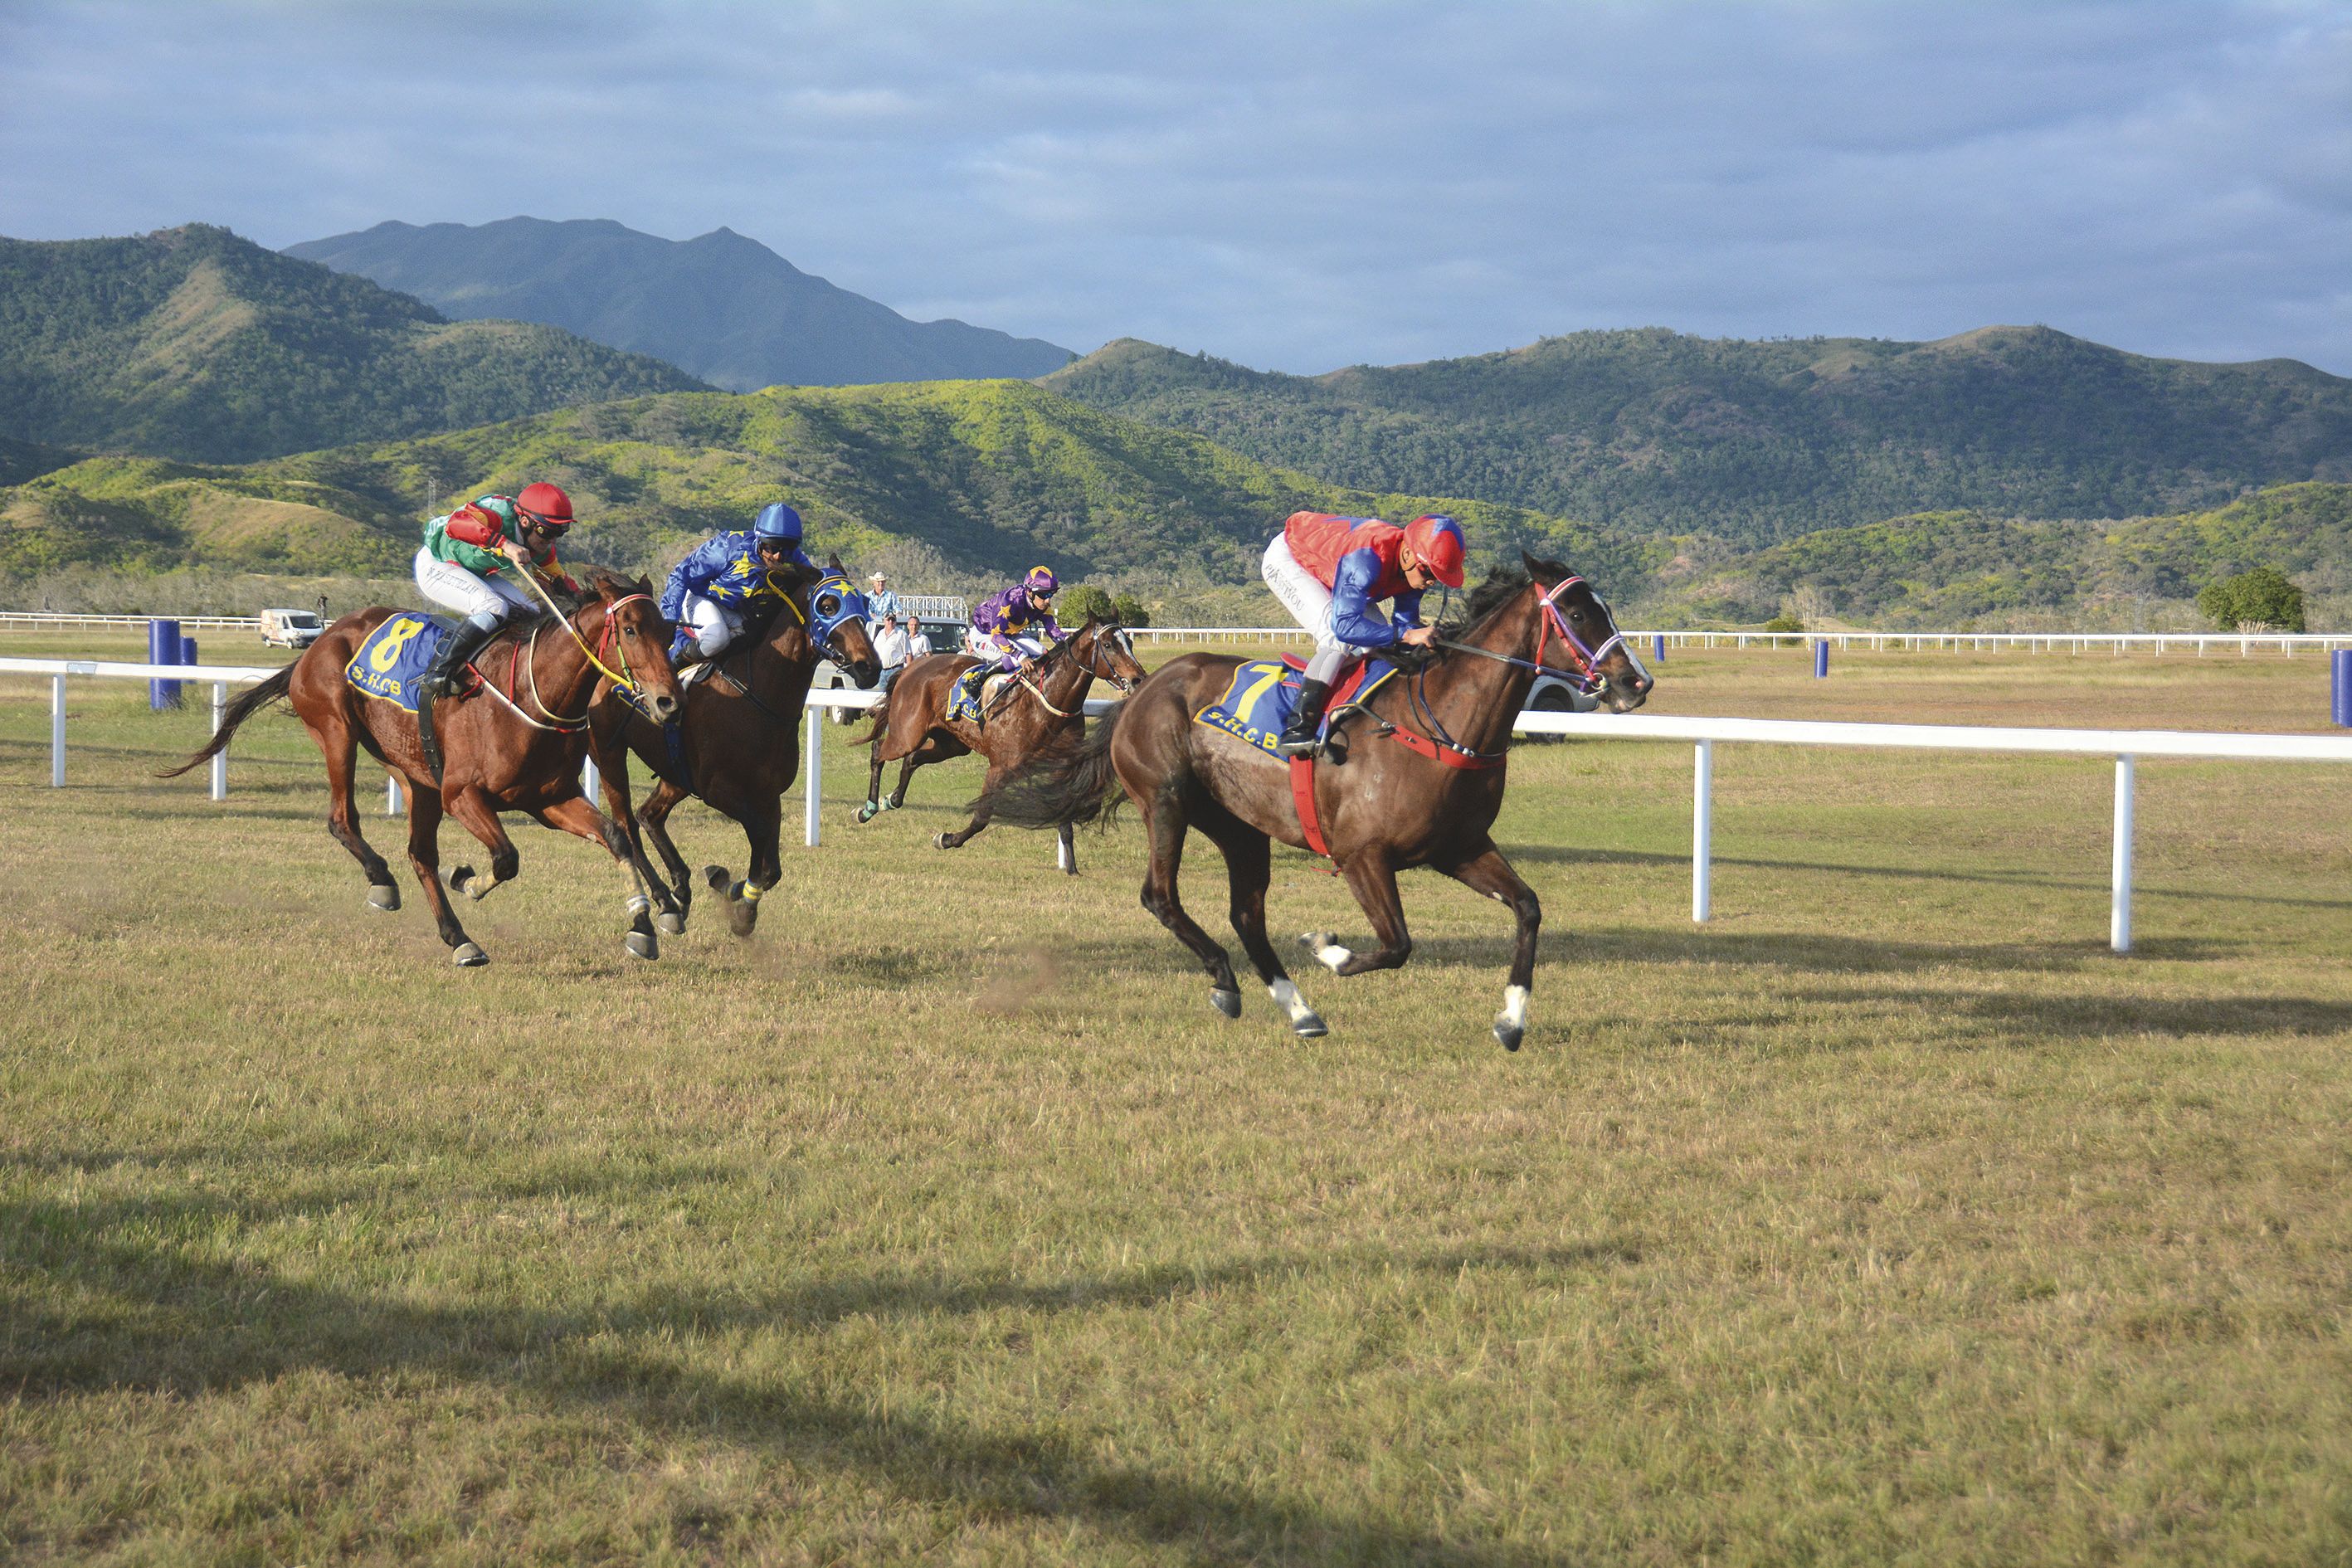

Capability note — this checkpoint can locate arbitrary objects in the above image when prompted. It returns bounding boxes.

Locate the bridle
[487,592,655,730]
[1433,575,1624,696]
[1074,624,1141,694]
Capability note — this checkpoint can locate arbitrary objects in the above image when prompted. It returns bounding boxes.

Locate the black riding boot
[422,616,495,699]
[1275,677,1333,758]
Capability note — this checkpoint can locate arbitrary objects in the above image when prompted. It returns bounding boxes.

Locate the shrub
[1111,592,1152,628]
[1762,612,1804,632]
[2196,566,2305,632]
[1058,583,1116,623]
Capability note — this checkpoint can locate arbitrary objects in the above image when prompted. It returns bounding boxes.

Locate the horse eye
[817,594,840,614]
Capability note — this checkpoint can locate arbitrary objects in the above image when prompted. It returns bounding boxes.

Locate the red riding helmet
[515,481,574,532]
[1404,514,1466,587]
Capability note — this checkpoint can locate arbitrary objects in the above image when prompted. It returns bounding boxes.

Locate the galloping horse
[165,569,683,966]
[850,617,1146,873]
[587,559,879,938]
[973,555,1652,1047]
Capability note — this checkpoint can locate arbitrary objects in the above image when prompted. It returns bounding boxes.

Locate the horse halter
[1532,576,1624,694]
[1076,626,1139,692]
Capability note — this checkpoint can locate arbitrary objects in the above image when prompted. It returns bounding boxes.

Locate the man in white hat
[864,570,903,631]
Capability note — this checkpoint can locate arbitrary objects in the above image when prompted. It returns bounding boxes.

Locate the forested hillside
[0,379,1653,597]
[289,219,1074,392]
[1044,332,2352,544]
[0,226,708,464]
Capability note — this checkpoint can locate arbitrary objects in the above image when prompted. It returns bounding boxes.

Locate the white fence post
[210,681,228,801]
[387,774,402,816]
[1692,740,1713,923]
[581,752,600,803]
[51,674,66,787]
[804,703,823,848]
[2111,755,2135,953]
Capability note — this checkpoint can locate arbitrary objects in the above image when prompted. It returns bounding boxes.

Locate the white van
[260,608,325,648]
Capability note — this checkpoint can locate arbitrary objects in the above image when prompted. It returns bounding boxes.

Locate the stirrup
[1274,728,1322,759]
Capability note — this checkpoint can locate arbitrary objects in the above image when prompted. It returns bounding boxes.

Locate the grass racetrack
[3,633,2350,1564]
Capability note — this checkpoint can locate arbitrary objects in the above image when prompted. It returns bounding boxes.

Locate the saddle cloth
[947,666,1018,725]
[345,611,467,713]
[1191,656,1397,758]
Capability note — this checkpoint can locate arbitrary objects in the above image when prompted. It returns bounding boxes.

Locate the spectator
[870,611,914,692]
[864,571,903,630]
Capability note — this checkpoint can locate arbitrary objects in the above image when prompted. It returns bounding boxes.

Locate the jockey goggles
[516,507,570,537]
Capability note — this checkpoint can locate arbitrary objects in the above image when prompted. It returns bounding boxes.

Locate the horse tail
[971,700,1128,831]
[156,665,295,778]
[845,694,889,747]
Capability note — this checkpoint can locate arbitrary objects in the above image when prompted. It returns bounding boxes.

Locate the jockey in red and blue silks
[968,566,1071,671]
[660,502,816,666]
[1261,510,1467,756]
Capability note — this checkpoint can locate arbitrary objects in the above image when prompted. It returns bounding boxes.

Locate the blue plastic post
[181,635,198,666]
[1653,633,1666,662]
[2334,649,2352,727]
[149,618,183,709]
[1814,640,1829,679]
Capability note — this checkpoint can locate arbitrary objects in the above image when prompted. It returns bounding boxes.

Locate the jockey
[659,502,816,670]
[1261,509,1466,757]
[967,566,1071,672]
[415,482,582,698]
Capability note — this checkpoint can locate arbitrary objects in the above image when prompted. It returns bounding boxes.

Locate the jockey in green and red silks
[969,567,1072,671]
[413,481,583,698]
[1261,510,1466,757]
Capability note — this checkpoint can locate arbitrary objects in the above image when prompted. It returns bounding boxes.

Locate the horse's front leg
[403,787,485,966]
[706,795,782,939]
[637,777,698,926]
[591,727,680,933]
[539,793,659,961]
[443,784,520,907]
[1302,848,1415,977]
[1439,840,1542,1051]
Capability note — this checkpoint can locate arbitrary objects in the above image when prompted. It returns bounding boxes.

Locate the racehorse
[164,569,683,967]
[971,554,1652,1047]
[850,617,1146,874]
[587,559,880,938]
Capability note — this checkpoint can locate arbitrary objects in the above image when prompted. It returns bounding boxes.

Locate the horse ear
[826,552,845,574]
[1520,548,1541,578]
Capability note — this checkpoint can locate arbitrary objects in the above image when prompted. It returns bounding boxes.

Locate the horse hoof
[855,802,878,824]
[1493,1020,1524,1052]
[1292,1014,1328,1039]
[1209,988,1242,1019]
[933,832,954,850]
[703,865,731,893]
[452,942,488,967]
[449,867,474,897]
[626,930,658,962]
[655,910,684,936]
[365,884,401,913]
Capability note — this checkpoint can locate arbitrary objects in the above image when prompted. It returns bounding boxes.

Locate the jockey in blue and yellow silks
[660,502,816,666]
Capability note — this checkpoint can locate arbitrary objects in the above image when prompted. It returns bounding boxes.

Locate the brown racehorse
[972,556,1652,1048]
[166,569,683,966]
[587,562,880,939]
[850,617,1146,874]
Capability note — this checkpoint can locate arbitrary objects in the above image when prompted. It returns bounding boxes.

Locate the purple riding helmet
[1025,566,1059,597]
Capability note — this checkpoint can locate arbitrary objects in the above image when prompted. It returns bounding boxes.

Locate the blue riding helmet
[753,503,804,543]
[808,572,869,654]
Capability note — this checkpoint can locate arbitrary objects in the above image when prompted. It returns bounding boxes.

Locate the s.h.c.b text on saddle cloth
[344,612,473,714]
[1192,655,1397,758]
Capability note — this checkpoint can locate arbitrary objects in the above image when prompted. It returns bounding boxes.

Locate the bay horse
[972,554,1652,1047]
[165,569,683,967]
[850,617,1146,874]
[586,560,880,938]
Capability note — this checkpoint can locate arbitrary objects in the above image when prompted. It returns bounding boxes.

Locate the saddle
[1191,655,1397,761]
[948,665,1017,725]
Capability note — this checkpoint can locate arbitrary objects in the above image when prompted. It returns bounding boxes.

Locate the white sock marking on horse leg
[1500,985,1530,1031]
[1315,942,1352,973]
[1269,977,1319,1027]
[626,894,650,917]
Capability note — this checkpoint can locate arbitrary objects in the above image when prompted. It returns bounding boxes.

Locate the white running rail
[9,658,2349,955]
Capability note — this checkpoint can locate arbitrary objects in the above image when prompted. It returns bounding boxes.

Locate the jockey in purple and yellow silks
[660,502,817,668]
[967,566,1070,671]
[1260,510,1467,757]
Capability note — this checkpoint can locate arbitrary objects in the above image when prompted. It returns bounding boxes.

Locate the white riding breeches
[414,548,533,623]
[1262,533,1354,684]
[681,592,743,656]
[968,629,1047,668]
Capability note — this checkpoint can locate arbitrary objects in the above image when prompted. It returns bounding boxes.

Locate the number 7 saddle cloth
[1191,655,1398,758]
[344,612,476,713]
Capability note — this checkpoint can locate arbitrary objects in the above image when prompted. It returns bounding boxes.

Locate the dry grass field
[2,632,2349,1565]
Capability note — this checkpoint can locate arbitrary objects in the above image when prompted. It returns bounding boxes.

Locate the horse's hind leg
[1303,847,1415,978]
[306,709,399,911]
[402,788,483,965]
[1135,786,1243,1020]
[934,784,994,851]
[1439,840,1542,1052]
[1198,811,1322,1037]
[637,778,697,928]
[443,784,520,905]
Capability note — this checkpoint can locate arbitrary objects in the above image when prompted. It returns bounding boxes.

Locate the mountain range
[1044,333,2352,546]
[287,218,1076,392]
[0,226,706,465]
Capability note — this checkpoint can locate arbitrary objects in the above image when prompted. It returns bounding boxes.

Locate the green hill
[0,379,1658,597]
[0,226,709,465]
[1655,483,2352,627]
[1042,332,2352,546]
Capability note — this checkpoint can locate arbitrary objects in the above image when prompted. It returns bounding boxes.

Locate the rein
[1378,577,1611,768]
[514,565,647,697]
[491,596,650,731]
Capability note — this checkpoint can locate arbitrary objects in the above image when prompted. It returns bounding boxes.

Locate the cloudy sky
[3,0,2346,374]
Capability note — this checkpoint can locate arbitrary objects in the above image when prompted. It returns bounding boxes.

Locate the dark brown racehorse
[973,555,1652,1047]
[587,562,880,938]
[166,570,683,966]
[850,617,1146,874]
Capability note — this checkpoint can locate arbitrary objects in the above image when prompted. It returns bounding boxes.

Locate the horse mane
[1393,558,1565,670]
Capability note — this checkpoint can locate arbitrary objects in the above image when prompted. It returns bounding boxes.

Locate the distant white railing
[0,611,265,633]
[11,656,2349,956]
[1129,627,2352,655]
